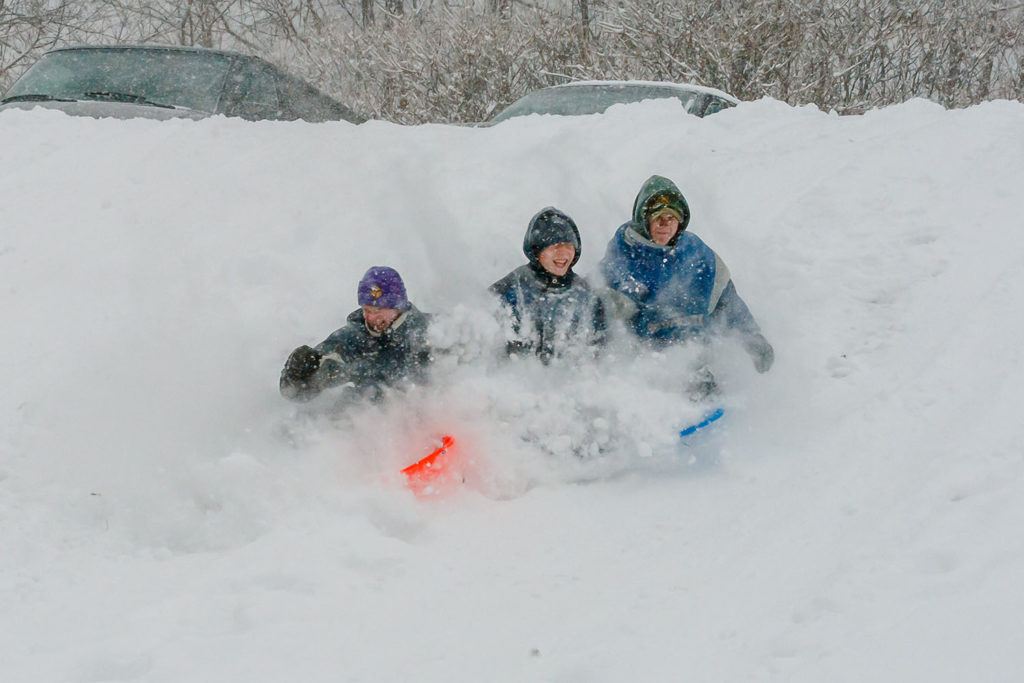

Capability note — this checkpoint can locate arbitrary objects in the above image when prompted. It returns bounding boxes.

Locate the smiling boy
[489,207,606,364]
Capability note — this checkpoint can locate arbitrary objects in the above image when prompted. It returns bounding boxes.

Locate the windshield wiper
[0,94,77,104]
[82,91,176,109]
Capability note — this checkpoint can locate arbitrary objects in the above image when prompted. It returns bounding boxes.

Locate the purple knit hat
[357,266,410,311]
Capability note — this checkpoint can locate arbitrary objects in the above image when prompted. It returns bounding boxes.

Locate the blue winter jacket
[599,176,761,344]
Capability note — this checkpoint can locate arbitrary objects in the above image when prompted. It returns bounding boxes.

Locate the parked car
[487,80,739,124]
[0,44,364,123]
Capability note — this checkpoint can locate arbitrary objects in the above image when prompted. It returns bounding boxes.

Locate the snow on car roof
[48,44,251,60]
[546,80,740,104]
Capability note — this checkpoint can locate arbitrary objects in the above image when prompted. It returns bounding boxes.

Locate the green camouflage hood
[630,175,691,241]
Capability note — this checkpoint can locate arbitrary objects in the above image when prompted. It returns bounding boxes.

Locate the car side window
[703,96,732,116]
[224,62,281,120]
[274,74,354,122]
[274,75,314,121]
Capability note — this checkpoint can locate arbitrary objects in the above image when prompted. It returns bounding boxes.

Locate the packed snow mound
[3,96,1024,681]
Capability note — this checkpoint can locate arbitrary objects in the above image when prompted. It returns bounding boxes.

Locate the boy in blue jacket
[599,176,773,395]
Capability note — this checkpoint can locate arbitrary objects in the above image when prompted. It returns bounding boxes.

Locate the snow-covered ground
[2,96,1024,682]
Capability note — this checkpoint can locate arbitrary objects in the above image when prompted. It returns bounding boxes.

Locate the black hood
[522,207,582,269]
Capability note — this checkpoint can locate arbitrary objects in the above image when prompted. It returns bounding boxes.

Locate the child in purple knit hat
[280,266,431,403]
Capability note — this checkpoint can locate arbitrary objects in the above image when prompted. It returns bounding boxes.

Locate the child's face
[362,304,401,332]
[648,212,680,245]
[537,242,575,277]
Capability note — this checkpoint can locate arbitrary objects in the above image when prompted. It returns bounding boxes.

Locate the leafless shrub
[1,1,92,86]
[291,6,591,123]
[2,0,1022,121]
[289,0,1023,121]
[592,0,1024,113]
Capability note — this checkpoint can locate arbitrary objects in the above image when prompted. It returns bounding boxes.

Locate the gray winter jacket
[489,207,606,363]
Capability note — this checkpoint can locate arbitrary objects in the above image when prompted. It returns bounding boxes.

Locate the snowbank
[2,96,1024,681]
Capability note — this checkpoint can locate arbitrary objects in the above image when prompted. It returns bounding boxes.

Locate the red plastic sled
[402,435,458,497]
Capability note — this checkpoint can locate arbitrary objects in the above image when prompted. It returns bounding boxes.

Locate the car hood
[0,99,210,121]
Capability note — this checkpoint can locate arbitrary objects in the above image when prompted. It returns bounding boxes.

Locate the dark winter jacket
[490,207,606,363]
[599,175,762,344]
[280,306,431,401]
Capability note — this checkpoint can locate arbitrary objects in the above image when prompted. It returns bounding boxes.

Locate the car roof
[541,80,740,105]
[46,44,251,60]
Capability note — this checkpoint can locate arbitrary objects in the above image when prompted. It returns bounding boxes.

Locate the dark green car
[0,44,364,123]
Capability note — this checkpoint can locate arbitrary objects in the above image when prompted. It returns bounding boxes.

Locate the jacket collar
[349,308,411,337]
[528,261,575,289]
[624,224,680,250]
[365,310,409,337]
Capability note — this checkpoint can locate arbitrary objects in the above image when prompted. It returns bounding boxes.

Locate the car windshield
[491,84,702,123]
[3,48,232,113]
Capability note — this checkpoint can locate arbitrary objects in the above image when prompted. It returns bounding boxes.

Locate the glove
[505,339,533,358]
[743,333,774,373]
[283,345,323,383]
[624,278,650,301]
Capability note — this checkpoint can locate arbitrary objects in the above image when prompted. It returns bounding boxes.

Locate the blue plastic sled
[679,407,725,438]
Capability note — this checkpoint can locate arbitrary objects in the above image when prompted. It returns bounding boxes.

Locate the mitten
[623,277,650,301]
[743,333,774,373]
[505,339,532,358]
[283,345,323,383]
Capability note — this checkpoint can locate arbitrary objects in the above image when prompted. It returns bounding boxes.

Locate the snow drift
[2,96,1024,681]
